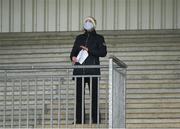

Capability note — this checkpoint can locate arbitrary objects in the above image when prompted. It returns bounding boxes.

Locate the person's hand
[72,56,77,64]
[80,46,88,51]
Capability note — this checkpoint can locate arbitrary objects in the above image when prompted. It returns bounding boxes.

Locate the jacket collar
[84,30,96,35]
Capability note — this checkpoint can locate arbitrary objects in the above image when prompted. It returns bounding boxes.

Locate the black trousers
[75,77,98,123]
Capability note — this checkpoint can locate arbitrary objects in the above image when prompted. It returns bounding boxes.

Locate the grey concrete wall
[0,0,180,32]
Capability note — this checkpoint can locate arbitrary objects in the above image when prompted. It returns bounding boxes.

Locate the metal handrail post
[3,70,7,128]
[108,56,127,128]
[108,58,113,128]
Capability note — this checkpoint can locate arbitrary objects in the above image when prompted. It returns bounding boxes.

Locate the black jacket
[70,30,107,75]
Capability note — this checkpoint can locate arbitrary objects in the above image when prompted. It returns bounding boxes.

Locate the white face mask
[83,21,94,31]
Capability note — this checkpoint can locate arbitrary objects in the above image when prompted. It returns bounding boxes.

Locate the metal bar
[34,78,37,128]
[113,64,117,127]
[27,79,30,128]
[109,58,113,128]
[97,77,100,127]
[19,79,22,128]
[0,65,108,70]
[74,77,77,127]
[89,77,92,125]
[3,71,7,128]
[4,75,101,80]
[105,75,108,126]
[42,79,45,128]
[109,56,127,68]
[117,69,123,127]
[82,77,84,126]
[109,59,127,128]
[11,79,15,128]
[58,77,61,128]
[124,69,127,128]
[66,69,69,127]
[50,76,53,128]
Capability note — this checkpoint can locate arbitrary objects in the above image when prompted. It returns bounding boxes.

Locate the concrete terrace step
[0,29,180,128]
[0,29,179,38]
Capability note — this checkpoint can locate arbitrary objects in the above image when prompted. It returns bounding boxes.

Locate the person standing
[70,16,107,124]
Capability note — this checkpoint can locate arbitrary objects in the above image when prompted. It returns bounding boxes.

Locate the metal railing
[109,56,127,128]
[0,56,127,128]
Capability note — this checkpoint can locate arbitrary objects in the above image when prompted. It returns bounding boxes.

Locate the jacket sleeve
[88,36,107,57]
[70,36,79,61]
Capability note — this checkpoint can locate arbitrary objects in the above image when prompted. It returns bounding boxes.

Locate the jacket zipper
[83,33,90,75]
[85,33,90,47]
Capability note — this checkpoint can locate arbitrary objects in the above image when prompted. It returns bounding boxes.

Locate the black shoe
[92,119,101,124]
[72,121,83,124]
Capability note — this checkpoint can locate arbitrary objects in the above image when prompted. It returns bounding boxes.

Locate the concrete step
[1,36,180,47]
[0,29,180,128]
[0,29,179,39]
[127,83,180,89]
[37,124,108,128]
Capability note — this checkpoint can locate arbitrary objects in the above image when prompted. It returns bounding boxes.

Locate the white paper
[76,49,89,64]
